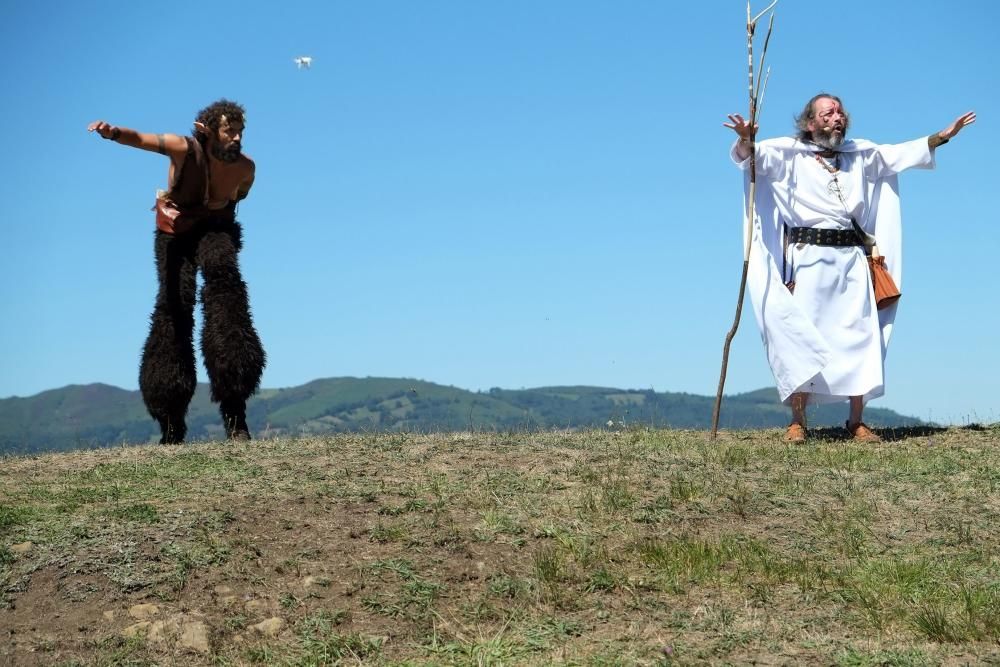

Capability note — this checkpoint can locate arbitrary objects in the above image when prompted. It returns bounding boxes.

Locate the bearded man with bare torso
[89,99,266,443]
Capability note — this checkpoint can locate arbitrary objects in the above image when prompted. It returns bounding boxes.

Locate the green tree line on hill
[0,377,925,455]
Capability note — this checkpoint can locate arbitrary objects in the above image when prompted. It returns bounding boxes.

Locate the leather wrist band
[928,133,949,149]
[108,127,121,141]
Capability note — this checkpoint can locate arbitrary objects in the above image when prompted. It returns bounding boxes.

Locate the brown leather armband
[928,134,949,149]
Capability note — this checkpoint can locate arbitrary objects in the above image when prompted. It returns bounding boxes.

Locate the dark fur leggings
[138,218,265,443]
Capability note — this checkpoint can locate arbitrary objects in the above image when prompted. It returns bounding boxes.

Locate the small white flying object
[293,56,313,69]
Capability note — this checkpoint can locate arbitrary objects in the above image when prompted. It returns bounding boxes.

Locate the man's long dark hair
[193,99,246,143]
[795,93,850,142]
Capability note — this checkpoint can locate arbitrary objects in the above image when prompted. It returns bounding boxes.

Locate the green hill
[0,377,925,454]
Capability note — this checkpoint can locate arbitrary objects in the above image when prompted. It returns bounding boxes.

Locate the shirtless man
[89,99,266,443]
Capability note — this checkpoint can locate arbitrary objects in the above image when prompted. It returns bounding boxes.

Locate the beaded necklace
[813,152,840,173]
[814,152,849,201]
[813,152,878,256]
[811,151,873,253]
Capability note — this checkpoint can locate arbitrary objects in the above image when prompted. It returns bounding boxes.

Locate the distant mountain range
[0,377,925,455]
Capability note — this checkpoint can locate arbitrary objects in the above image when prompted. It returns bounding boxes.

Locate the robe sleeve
[730,141,787,181]
[865,137,936,179]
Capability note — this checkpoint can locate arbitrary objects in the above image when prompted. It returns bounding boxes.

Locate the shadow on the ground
[807,423,991,443]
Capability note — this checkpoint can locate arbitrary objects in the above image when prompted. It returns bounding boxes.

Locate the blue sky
[0,0,996,425]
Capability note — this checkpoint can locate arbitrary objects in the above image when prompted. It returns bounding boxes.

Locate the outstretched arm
[87,121,188,161]
[929,111,976,148]
[723,114,757,160]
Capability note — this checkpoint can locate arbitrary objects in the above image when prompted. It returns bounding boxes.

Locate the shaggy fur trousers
[139,218,265,444]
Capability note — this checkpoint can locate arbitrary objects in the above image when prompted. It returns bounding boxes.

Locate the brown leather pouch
[869,255,901,310]
[850,218,900,310]
[154,197,195,235]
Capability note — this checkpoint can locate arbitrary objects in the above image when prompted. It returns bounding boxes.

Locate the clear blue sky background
[0,0,996,425]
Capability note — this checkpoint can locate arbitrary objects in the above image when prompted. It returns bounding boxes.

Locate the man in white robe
[724,94,975,441]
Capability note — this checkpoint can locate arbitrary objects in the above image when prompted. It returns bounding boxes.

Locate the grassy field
[2,424,999,665]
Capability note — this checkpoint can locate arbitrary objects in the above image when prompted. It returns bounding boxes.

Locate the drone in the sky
[293,56,313,69]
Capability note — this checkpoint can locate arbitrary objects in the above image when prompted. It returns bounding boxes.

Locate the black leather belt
[788,227,862,247]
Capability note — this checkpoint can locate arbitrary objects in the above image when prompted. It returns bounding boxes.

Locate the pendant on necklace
[827,178,844,197]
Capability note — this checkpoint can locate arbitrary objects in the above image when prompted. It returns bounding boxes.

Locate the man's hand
[723,113,757,141]
[88,120,119,140]
[938,111,976,141]
[724,113,758,160]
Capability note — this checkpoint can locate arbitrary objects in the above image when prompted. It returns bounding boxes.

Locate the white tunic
[732,137,935,405]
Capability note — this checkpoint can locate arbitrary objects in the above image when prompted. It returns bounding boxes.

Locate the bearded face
[210,114,244,163]
[807,97,848,149]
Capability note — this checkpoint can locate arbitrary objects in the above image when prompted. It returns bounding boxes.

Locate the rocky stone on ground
[128,603,160,620]
[122,621,152,638]
[178,619,211,653]
[244,599,270,615]
[252,617,285,637]
[121,614,211,653]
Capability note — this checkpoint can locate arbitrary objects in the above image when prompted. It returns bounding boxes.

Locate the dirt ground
[3,427,999,665]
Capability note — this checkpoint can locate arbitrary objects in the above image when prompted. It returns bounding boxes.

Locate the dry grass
[2,424,999,665]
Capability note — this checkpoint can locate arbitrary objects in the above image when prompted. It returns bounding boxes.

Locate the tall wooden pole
[711,1,775,439]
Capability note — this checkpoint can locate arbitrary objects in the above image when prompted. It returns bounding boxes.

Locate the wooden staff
[710,0,776,439]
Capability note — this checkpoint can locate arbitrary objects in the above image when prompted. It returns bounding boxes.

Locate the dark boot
[221,399,251,441]
[157,415,187,444]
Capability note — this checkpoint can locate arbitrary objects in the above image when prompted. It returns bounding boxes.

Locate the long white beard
[812,127,846,150]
